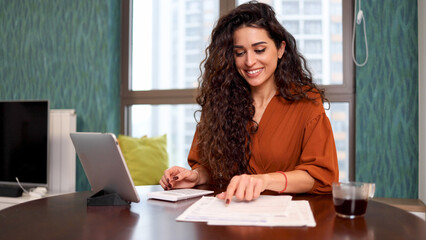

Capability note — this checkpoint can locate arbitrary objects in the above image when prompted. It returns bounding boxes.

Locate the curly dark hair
[195,1,325,188]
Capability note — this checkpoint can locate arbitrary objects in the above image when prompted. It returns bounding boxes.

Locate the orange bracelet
[276,171,287,193]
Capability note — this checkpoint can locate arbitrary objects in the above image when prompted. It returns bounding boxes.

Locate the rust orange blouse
[188,93,339,194]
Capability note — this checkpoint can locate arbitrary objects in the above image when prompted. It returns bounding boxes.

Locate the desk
[0,185,424,240]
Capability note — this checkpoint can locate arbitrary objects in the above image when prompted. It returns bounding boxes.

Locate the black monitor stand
[87,190,130,206]
[0,185,23,197]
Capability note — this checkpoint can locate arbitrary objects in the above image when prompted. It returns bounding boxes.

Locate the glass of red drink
[332,182,375,219]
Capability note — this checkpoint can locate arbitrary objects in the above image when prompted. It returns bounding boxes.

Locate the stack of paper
[176,195,316,227]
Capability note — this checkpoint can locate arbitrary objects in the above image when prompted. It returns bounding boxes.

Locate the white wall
[419,0,426,203]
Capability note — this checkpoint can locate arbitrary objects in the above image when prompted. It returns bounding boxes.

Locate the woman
[160,1,339,204]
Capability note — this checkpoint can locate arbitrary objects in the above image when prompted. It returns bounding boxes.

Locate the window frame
[120,0,355,180]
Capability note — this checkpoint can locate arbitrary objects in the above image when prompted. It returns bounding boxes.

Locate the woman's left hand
[216,174,267,204]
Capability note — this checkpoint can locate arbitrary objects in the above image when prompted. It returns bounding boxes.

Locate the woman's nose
[245,51,256,67]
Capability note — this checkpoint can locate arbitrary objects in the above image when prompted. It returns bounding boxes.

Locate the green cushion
[118,134,169,186]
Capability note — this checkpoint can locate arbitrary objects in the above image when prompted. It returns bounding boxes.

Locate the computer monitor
[0,100,49,188]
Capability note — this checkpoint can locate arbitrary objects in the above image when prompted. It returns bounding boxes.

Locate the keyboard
[147,189,214,202]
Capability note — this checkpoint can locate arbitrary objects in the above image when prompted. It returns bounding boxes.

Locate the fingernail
[168,183,172,188]
[173,176,178,180]
[225,199,230,205]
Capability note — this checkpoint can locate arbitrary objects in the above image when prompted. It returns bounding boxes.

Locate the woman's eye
[235,51,245,57]
[255,48,266,54]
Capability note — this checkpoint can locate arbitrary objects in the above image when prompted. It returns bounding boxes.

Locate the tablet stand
[87,190,130,206]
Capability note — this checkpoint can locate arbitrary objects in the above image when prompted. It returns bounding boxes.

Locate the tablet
[70,132,140,203]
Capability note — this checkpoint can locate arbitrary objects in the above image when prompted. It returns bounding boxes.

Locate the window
[325,102,350,181]
[130,0,218,91]
[121,0,219,171]
[121,0,355,181]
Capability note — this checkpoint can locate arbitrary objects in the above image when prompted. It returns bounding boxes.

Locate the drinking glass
[332,182,375,219]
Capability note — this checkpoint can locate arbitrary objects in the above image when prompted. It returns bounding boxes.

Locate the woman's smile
[246,68,263,77]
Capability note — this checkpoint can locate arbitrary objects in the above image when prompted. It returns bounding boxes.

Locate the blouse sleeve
[294,112,339,194]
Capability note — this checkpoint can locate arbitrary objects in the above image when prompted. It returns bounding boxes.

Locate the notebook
[70,132,140,203]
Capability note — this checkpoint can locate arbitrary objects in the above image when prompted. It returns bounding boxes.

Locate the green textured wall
[356,0,418,198]
[0,0,121,191]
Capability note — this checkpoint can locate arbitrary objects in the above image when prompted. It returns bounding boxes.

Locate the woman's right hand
[159,166,200,190]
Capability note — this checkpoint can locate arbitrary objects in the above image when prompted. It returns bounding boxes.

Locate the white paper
[176,195,316,227]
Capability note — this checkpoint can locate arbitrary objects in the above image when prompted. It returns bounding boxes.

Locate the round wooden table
[0,185,424,240]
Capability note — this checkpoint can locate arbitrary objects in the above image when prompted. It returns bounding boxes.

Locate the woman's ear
[278,41,286,59]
